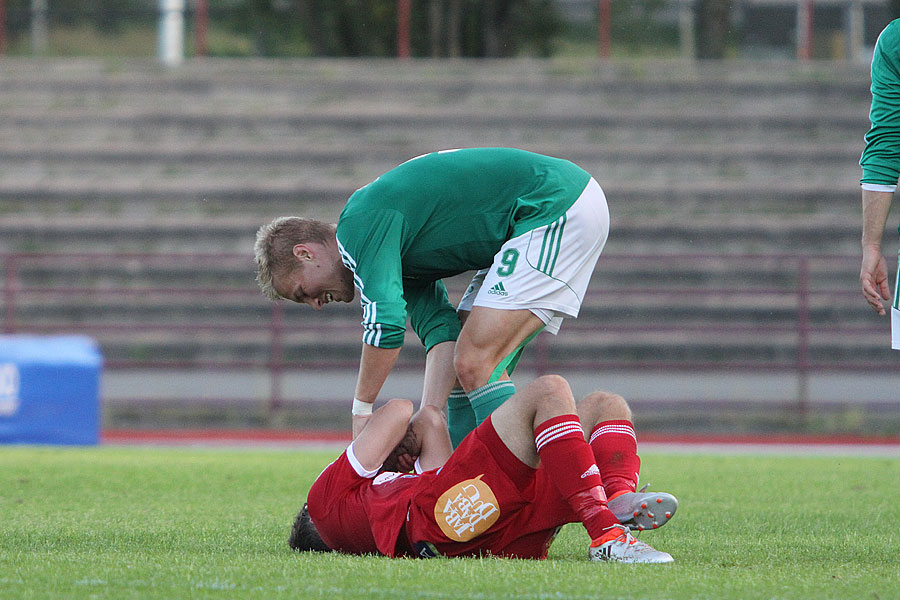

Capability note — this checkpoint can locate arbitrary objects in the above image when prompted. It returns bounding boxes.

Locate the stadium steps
[5,254,887,368]
[0,213,887,254]
[0,182,871,224]
[0,140,865,188]
[0,59,870,214]
[0,57,891,377]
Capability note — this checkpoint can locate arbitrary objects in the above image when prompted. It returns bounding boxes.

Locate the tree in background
[227,0,559,57]
[601,1,679,57]
[428,0,463,56]
[695,0,732,59]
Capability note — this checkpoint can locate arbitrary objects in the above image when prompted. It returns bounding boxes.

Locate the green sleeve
[862,19,900,186]
[335,210,408,349]
[405,280,461,353]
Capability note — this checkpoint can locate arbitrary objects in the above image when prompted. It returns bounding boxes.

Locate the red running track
[102,429,900,448]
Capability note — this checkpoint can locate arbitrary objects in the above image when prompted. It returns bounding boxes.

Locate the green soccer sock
[469,380,517,425]
[447,387,476,449]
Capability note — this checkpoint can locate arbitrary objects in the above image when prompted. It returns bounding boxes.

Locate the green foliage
[3,0,157,56]
[610,0,679,54]
[3,0,562,58]
[553,0,682,58]
[215,0,562,57]
[1,447,898,599]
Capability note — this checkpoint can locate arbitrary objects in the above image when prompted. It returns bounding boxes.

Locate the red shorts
[406,415,573,559]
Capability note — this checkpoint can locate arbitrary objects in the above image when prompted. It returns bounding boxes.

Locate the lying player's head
[289,502,332,552]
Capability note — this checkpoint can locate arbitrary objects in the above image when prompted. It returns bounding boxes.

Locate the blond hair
[254,217,333,301]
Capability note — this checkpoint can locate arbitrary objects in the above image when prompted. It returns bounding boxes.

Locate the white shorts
[457,178,609,335]
[893,260,900,350]
[892,307,900,350]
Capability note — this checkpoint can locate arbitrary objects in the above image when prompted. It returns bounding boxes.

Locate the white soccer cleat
[589,525,674,564]
[607,490,678,532]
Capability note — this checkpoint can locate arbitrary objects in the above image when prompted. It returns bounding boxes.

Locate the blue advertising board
[0,335,102,445]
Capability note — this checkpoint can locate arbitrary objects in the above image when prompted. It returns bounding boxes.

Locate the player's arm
[421,341,456,410]
[352,398,414,473]
[411,404,453,471]
[352,344,402,438]
[379,341,456,471]
[337,210,409,437]
[861,188,894,315]
[382,402,454,473]
[406,281,462,411]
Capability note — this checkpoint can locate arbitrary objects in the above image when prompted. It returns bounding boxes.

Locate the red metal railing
[0,252,892,412]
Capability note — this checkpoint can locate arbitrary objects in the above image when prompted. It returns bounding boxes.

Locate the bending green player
[255,148,610,447]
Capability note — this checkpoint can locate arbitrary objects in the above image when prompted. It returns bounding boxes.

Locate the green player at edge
[861,19,900,350]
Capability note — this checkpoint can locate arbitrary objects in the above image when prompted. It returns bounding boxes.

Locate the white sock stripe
[593,425,635,436]
[535,426,584,452]
[534,421,583,451]
[535,421,582,445]
[468,380,515,402]
[589,429,636,446]
[535,422,583,445]
[597,425,634,435]
[535,429,581,452]
[593,424,635,434]
[590,424,636,445]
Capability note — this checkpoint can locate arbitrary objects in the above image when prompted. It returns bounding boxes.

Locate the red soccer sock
[589,420,642,498]
[535,415,620,540]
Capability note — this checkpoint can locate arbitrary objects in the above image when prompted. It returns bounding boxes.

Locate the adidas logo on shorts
[488,282,508,296]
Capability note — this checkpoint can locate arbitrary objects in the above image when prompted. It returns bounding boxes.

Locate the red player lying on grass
[290,375,677,563]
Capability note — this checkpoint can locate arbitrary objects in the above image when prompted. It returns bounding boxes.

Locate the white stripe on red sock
[589,423,636,445]
[535,421,583,453]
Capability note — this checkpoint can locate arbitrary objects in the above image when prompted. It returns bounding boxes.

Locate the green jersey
[861,19,900,187]
[335,148,592,350]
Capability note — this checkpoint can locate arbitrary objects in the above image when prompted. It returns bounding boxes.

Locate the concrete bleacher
[1,56,897,428]
[0,58,879,239]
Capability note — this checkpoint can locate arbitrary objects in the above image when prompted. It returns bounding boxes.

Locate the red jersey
[306,417,576,559]
[305,450,420,556]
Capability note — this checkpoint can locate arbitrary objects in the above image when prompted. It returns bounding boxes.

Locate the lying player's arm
[381,342,454,469]
[410,405,452,471]
[382,404,453,473]
[352,398,415,473]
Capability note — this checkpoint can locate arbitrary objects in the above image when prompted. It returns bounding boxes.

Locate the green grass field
[1,446,898,600]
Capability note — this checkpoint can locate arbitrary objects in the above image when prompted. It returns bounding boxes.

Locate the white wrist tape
[351,398,373,416]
